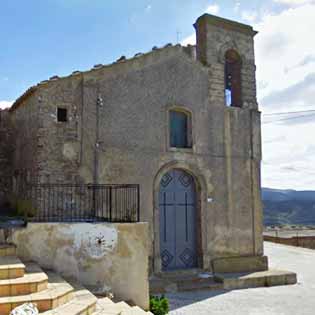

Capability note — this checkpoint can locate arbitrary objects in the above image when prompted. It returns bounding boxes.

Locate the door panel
[159,169,197,270]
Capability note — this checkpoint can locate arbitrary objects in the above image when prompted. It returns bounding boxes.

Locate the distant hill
[262,188,315,226]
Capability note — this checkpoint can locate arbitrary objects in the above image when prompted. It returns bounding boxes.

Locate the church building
[1,14,266,275]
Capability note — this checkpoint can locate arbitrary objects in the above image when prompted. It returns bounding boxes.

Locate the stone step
[177,276,224,292]
[41,281,97,315]
[96,297,115,308]
[158,269,202,279]
[0,271,74,314]
[0,244,16,257]
[121,306,153,315]
[150,272,223,294]
[0,256,25,280]
[0,262,48,296]
[93,301,131,315]
[214,269,297,290]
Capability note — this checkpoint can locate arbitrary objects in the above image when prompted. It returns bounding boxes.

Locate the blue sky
[1,0,315,190]
[0,0,284,101]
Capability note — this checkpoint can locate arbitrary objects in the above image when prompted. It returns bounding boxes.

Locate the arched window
[225,49,242,107]
[169,110,192,148]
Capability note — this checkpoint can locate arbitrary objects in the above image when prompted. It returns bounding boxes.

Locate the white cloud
[206,4,220,15]
[262,115,315,190]
[255,3,315,106]
[181,3,220,46]
[241,10,258,23]
[145,4,152,12]
[273,0,315,7]
[256,3,315,189]
[0,101,12,109]
[181,33,195,46]
[234,1,241,13]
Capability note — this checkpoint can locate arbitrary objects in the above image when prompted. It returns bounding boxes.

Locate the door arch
[159,168,197,270]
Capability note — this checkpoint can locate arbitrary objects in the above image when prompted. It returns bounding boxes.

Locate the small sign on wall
[207,197,213,203]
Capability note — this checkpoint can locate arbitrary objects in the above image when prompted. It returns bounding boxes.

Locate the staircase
[0,244,152,315]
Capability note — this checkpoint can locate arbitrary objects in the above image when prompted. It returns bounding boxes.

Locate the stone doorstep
[0,271,74,314]
[0,256,25,280]
[157,268,202,279]
[0,262,48,297]
[212,255,269,274]
[214,269,297,290]
[0,244,16,257]
[149,273,224,294]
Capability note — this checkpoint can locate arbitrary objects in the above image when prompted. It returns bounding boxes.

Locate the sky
[1,0,315,190]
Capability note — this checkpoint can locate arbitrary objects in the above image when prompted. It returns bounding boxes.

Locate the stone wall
[0,110,14,209]
[10,91,41,177]
[9,222,149,309]
[264,235,315,250]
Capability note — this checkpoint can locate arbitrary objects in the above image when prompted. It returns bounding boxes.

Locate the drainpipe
[79,74,84,166]
[250,109,257,256]
[92,94,103,216]
[93,94,103,185]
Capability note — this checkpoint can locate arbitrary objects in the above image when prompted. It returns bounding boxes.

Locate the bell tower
[194,14,258,110]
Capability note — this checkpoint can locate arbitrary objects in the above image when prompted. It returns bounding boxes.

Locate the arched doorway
[159,169,197,270]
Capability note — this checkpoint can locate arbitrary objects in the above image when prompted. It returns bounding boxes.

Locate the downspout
[250,109,256,255]
[93,91,103,185]
[79,74,84,166]
[92,91,103,217]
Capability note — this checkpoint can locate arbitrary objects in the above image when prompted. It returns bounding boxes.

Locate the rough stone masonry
[0,14,266,275]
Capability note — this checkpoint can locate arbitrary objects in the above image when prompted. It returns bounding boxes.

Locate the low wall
[9,222,149,309]
[264,235,315,250]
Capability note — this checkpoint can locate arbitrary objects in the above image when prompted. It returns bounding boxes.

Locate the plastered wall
[10,222,150,309]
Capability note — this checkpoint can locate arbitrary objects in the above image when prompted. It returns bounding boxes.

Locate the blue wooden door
[159,169,197,270]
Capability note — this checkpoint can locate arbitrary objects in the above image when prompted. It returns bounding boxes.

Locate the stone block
[214,269,297,290]
[212,255,268,273]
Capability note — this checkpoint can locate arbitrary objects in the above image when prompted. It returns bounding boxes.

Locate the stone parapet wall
[9,222,149,309]
[264,235,315,250]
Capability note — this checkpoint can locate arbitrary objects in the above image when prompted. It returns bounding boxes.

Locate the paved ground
[167,242,315,315]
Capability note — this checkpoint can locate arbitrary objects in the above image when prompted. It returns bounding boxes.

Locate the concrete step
[0,271,74,314]
[121,306,154,315]
[41,281,97,315]
[177,276,224,292]
[95,297,115,308]
[0,262,47,297]
[214,269,297,290]
[0,256,25,280]
[0,244,16,257]
[93,301,131,315]
[150,272,223,294]
[158,269,202,279]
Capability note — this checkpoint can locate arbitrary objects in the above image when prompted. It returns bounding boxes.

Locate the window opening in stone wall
[170,110,192,148]
[225,49,242,107]
[57,108,68,122]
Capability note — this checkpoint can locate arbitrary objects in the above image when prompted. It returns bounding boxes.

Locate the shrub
[150,295,169,315]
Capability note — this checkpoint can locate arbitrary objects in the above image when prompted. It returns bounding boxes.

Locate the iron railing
[18,183,140,223]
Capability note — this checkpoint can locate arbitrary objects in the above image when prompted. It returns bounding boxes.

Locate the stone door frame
[153,161,207,274]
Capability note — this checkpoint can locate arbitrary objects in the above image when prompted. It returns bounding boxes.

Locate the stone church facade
[0,14,265,274]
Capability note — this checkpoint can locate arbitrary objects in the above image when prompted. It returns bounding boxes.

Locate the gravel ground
[167,241,315,315]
